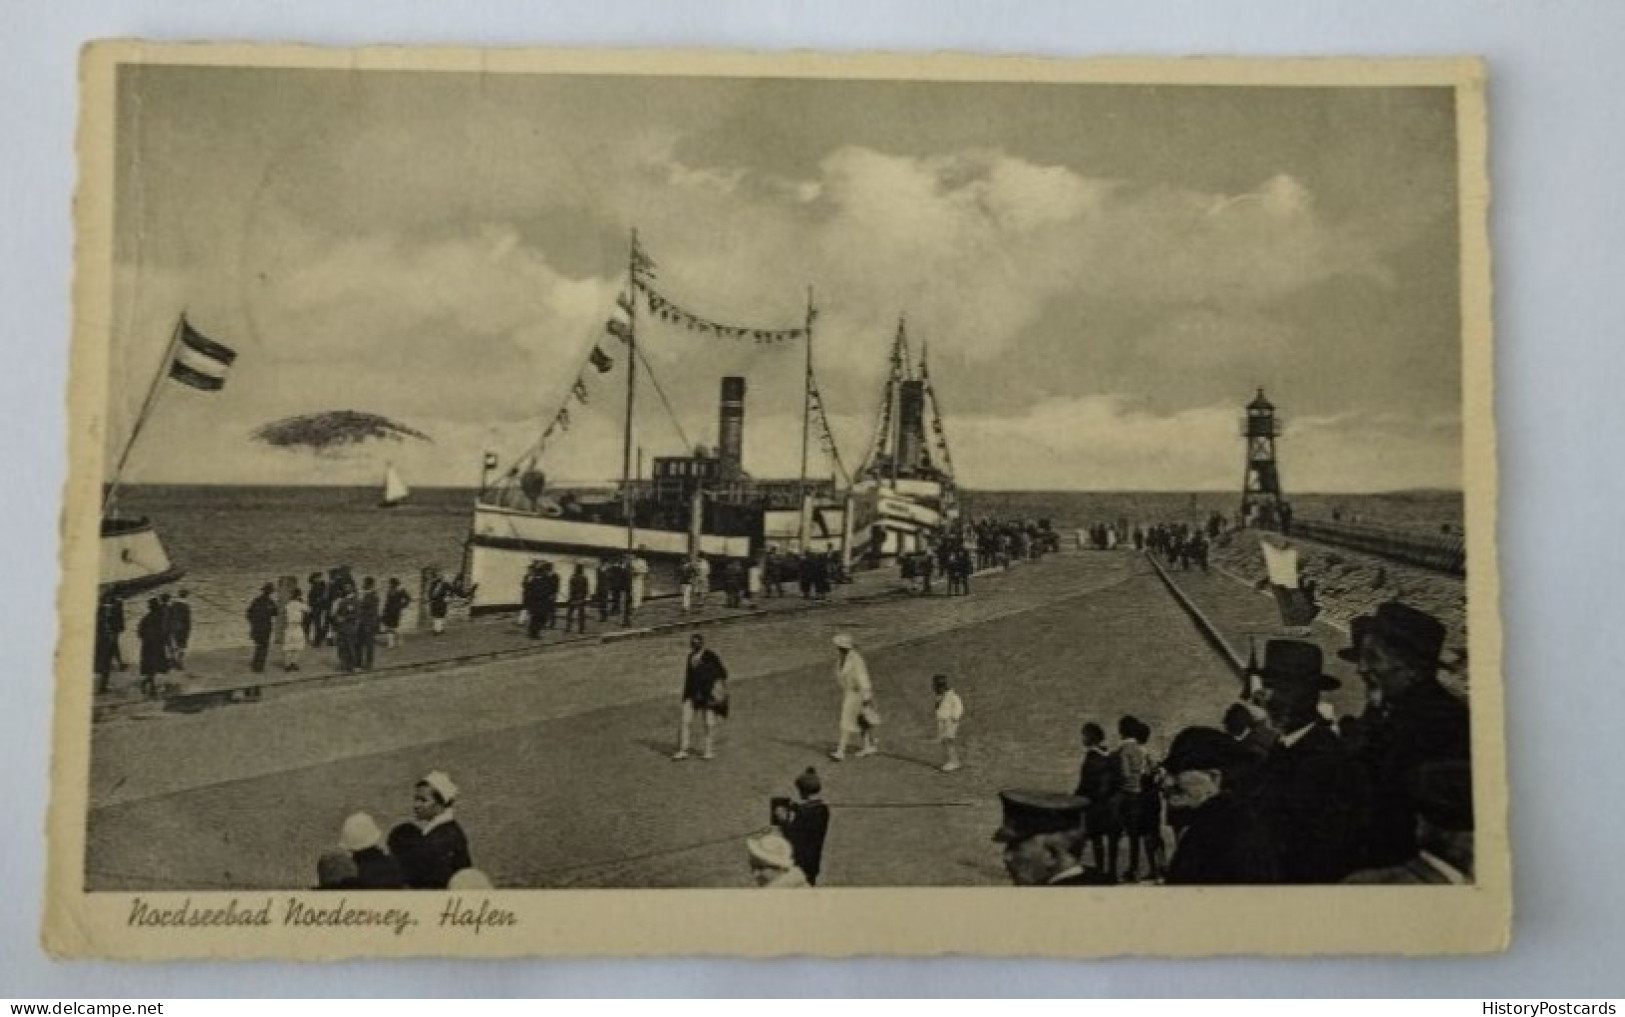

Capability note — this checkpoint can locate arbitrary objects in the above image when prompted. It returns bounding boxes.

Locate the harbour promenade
[85,547,1365,891]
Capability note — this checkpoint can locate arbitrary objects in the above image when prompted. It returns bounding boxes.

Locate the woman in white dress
[830,633,878,761]
[282,589,309,671]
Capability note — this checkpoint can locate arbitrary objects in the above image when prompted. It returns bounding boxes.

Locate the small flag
[571,378,589,404]
[589,345,613,373]
[631,244,657,279]
[616,291,634,315]
[556,408,571,432]
[168,317,237,391]
[483,452,499,470]
[1260,538,1318,628]
[606,318,631,342]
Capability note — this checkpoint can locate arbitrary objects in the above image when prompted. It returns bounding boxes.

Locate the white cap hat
[419,770,459,804]
[832,633,854,650]
[746,831,796,870]
[338,812,382,852]
[449,868,493,890]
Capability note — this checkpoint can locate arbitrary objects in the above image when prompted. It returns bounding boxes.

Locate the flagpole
[104,313,186,518]
[798,286,814,552]
[621,229,639,625]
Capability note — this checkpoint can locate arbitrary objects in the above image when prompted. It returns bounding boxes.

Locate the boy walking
[933,673,964,772]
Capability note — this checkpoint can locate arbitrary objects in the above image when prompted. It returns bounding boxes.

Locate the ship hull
[851,479,958,559]
[465,502,753,613]
[100,516,184,595]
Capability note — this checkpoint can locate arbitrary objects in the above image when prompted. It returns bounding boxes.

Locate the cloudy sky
[106,63,1463,491]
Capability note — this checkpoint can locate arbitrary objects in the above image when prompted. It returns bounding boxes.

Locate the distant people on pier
[306,572,330,647]
[167,589,192,669]
[381,577,411,648]
[137,596,170,698]
[522,561,550,639]
[629,547,649,612]
[426,570,452,635]
[282,588,307,672]
[356,577,380,670]
[564,563,590,633]
[331,583,359,672]
[94,591,124,694]
[245,582,278,675]
[673,633,728,761]
[389,770,473,890]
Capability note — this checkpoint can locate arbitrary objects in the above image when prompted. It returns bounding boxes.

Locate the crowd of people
[94,588,193,697]
[246,570,432,677]
[992,600,1473,887]
[314,770,487,891]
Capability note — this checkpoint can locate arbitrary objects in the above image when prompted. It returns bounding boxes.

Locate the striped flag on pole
[168,317,237,391]
[1260,537,1319,628]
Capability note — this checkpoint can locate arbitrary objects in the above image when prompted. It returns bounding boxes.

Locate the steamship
[849,317,960,560]
[462,233,850,613]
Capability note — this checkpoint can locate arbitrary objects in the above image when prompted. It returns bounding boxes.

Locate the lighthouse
[1239,388,1288,530]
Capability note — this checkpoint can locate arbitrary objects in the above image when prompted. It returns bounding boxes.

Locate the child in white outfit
[933,673,964,773]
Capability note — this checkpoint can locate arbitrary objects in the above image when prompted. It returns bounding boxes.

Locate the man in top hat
[1161,726,1279,885]
[1347,602,1470,869]
[1252,639,1370,883]
[1345,760,1475,885]
[993,789,1114,886]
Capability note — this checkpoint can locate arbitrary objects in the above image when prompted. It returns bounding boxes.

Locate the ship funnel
[897,379,926,473]
[718,376,746,476]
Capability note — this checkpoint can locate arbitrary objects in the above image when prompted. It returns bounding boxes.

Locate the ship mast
[104,314,186,519]
[797,286,816,551]
[621,229,639,555]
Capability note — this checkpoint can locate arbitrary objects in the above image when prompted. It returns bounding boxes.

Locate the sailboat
[462,231,851,612]
[100,314,238,595]
[380,462,410,508]
[849,316,960,561]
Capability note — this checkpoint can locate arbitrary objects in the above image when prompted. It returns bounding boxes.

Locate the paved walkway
[85,549,1248,890]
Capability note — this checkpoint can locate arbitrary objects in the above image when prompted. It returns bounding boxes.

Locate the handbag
[859,703,883,729]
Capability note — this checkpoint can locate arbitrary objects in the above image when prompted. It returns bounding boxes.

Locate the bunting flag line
[590,345,614,373]
[636,283,806,345]
[168,316,238,391]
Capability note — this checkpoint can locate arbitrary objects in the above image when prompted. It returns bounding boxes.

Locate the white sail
[382,463,410,505]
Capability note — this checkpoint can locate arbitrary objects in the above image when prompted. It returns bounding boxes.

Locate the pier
[86,545,1370,891]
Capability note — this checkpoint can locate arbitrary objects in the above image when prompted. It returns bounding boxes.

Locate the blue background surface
[4,0,1619,997]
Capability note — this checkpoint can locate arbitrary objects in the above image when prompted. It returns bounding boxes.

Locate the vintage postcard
[48,43,1504,958]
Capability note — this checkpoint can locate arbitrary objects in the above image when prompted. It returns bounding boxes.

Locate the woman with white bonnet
[746,830,809,888]
[830,633,878,761]
[339,811,405,889]
[387,770,473,889]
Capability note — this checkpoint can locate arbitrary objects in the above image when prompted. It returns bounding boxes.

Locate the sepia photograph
[47,43,1502,959]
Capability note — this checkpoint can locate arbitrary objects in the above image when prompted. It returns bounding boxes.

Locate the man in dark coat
[1349,602,1471,868]
[562,564,589,633]
[1251,639,1370,884]
[1074,721,1121,877]
[1161,726,1280,884]
[166,589,193,669]
[94,591,121,694]
[522,563,547,639]
[356,577,381,670]
[245,583,278,674]
[331,586,359,672]
[137,597,170,697]
[1345,759,1475,885]
[539,563,561,630]
[992,789,1114,886]
[673,633,728,760]
[381,577,412,648]
[782,767,831,884]
[306,572,330,647]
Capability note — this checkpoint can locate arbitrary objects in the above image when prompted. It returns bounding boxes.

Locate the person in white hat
[830,633,878,761]
[746,830,809,888]
[338,811,405,889]
[388,770,473,889]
